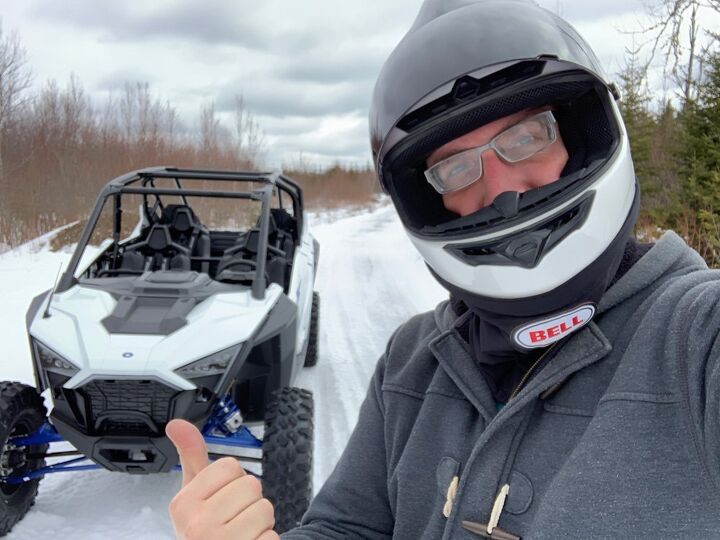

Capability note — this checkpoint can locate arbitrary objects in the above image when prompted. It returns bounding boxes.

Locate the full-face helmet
[370,0,639,328]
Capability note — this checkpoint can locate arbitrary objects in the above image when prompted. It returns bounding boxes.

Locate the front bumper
[49,378,212,473]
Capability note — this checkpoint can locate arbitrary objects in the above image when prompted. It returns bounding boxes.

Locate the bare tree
[61,74,91,148]
[119,82,137,145]
[234,94,265,167]
[638,0,719,106]
[200,101,223,155]
[0,23,32,183]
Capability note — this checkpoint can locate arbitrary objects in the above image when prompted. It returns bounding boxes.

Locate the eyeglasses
[424,110,558,194]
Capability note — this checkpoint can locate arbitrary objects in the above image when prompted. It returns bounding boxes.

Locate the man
[167,0,720,538]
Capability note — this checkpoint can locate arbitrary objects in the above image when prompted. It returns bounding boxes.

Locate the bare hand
[166,419,279,540]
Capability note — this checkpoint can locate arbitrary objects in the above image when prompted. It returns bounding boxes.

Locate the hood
[28,281,283,390]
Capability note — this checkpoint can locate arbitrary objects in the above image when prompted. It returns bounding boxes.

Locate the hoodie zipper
[508,342,559,401]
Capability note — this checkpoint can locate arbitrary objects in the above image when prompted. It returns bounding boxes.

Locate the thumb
[166,418,210,486]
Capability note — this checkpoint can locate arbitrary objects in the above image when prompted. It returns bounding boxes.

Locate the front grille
[78,380,179,434]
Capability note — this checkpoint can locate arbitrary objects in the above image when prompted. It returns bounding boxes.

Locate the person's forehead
[426,107,542,166]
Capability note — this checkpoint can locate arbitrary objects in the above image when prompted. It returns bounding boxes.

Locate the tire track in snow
[296,205,447,491]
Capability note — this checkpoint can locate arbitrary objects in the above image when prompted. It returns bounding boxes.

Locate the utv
[0,168,320,535]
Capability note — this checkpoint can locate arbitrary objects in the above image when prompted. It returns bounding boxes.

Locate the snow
[1,204,447,539]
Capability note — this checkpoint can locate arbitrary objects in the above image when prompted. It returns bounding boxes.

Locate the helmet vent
[398,61,545,132]
[445,191,595,268]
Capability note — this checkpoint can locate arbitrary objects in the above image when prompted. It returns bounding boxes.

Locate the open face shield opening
[424,110,559,195]
[381,75,620,239]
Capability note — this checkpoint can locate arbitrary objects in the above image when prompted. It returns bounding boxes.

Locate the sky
[0,0,694,169]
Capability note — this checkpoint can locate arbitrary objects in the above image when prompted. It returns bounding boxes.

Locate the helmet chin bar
[420,157,604,241]
[428,182,640,317]
[444,191,595,269]
[406,129,638,300]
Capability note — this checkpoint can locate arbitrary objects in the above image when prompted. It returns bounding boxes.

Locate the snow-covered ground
[1,205,447,539]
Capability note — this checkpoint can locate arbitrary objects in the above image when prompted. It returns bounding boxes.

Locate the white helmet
[370,0,639,327]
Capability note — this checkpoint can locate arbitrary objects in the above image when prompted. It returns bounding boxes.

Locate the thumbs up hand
[166,419,279,540]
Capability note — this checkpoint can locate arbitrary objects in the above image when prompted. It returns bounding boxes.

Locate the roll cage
[56,167,305,300]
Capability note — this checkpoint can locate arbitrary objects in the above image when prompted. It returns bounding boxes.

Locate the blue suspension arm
[1,395,261,484]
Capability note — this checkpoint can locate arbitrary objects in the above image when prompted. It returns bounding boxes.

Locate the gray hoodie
[283,231,720,539]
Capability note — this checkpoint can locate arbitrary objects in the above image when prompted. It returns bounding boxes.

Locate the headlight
[174,345,242,379]
[34,340,81,376]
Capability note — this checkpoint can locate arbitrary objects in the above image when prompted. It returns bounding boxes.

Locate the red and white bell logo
[512,304,596,349]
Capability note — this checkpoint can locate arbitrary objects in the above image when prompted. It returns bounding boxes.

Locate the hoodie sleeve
[281,352,394,539]
[677,275,720,495]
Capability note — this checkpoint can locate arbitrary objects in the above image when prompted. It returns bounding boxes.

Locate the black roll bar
[56,167,304,295]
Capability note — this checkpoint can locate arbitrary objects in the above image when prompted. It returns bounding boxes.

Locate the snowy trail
[1,206,446,539]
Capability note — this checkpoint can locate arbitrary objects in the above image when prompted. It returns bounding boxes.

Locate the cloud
[33,1,272,49]
[11,0,669,168]
[270,113,372,167]
[30,0,411,53]
[96,70,157,91]
[537,0,645,21]
[214,77,374,118]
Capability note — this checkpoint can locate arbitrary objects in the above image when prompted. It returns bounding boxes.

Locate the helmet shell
[368,0,638,303]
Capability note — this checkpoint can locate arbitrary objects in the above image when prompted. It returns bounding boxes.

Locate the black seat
[161,204,211,274]
[147,224,172,251]
[270,209,296,259]
[123,224,188,271]
[161,205,196,248]
[118,251,145,272]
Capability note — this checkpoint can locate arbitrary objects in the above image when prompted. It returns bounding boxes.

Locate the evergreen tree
[618,49,655,183]
[680,46,720,265]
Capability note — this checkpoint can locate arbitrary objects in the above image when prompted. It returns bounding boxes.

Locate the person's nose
[478,149,525,206]
[440,149,525,217]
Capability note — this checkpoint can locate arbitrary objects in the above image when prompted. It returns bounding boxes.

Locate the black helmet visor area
[369,0,608,153]
[380,69,621,239]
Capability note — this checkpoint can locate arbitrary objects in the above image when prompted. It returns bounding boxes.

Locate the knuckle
[258,497,276,524]
[242,474,263,498]
[183,517,211,540]
[214,456,243,476]
[169,492,186,515]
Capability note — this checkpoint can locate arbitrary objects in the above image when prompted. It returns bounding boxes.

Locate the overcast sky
[0,0,678,168]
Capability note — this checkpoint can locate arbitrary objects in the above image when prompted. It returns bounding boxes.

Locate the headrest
[147,225,171,250]
[161,205,196,232]
[172,208,194,232]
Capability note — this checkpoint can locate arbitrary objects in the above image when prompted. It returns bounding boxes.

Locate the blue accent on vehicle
[1,457,101,484]
[122,352,134,358]
[0,395,262,485]
[201,395,261,448]
[1,452,259,484]
[203,426,262,448]
[10,422,64,446]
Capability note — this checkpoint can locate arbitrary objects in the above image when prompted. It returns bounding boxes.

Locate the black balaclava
[436,174,640,356]
[456,234,653,404]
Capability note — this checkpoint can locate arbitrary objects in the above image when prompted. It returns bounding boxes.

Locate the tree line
[0,3,718,267]
[0,26,378,250]
[618,0,719,267]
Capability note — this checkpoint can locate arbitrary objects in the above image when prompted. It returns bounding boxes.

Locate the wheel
[261,387,313,533]
[303,292,320,367]
[0,382,49,536]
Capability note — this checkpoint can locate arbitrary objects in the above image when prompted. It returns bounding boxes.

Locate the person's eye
[509,134,537,148]
[447,163,469,177]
